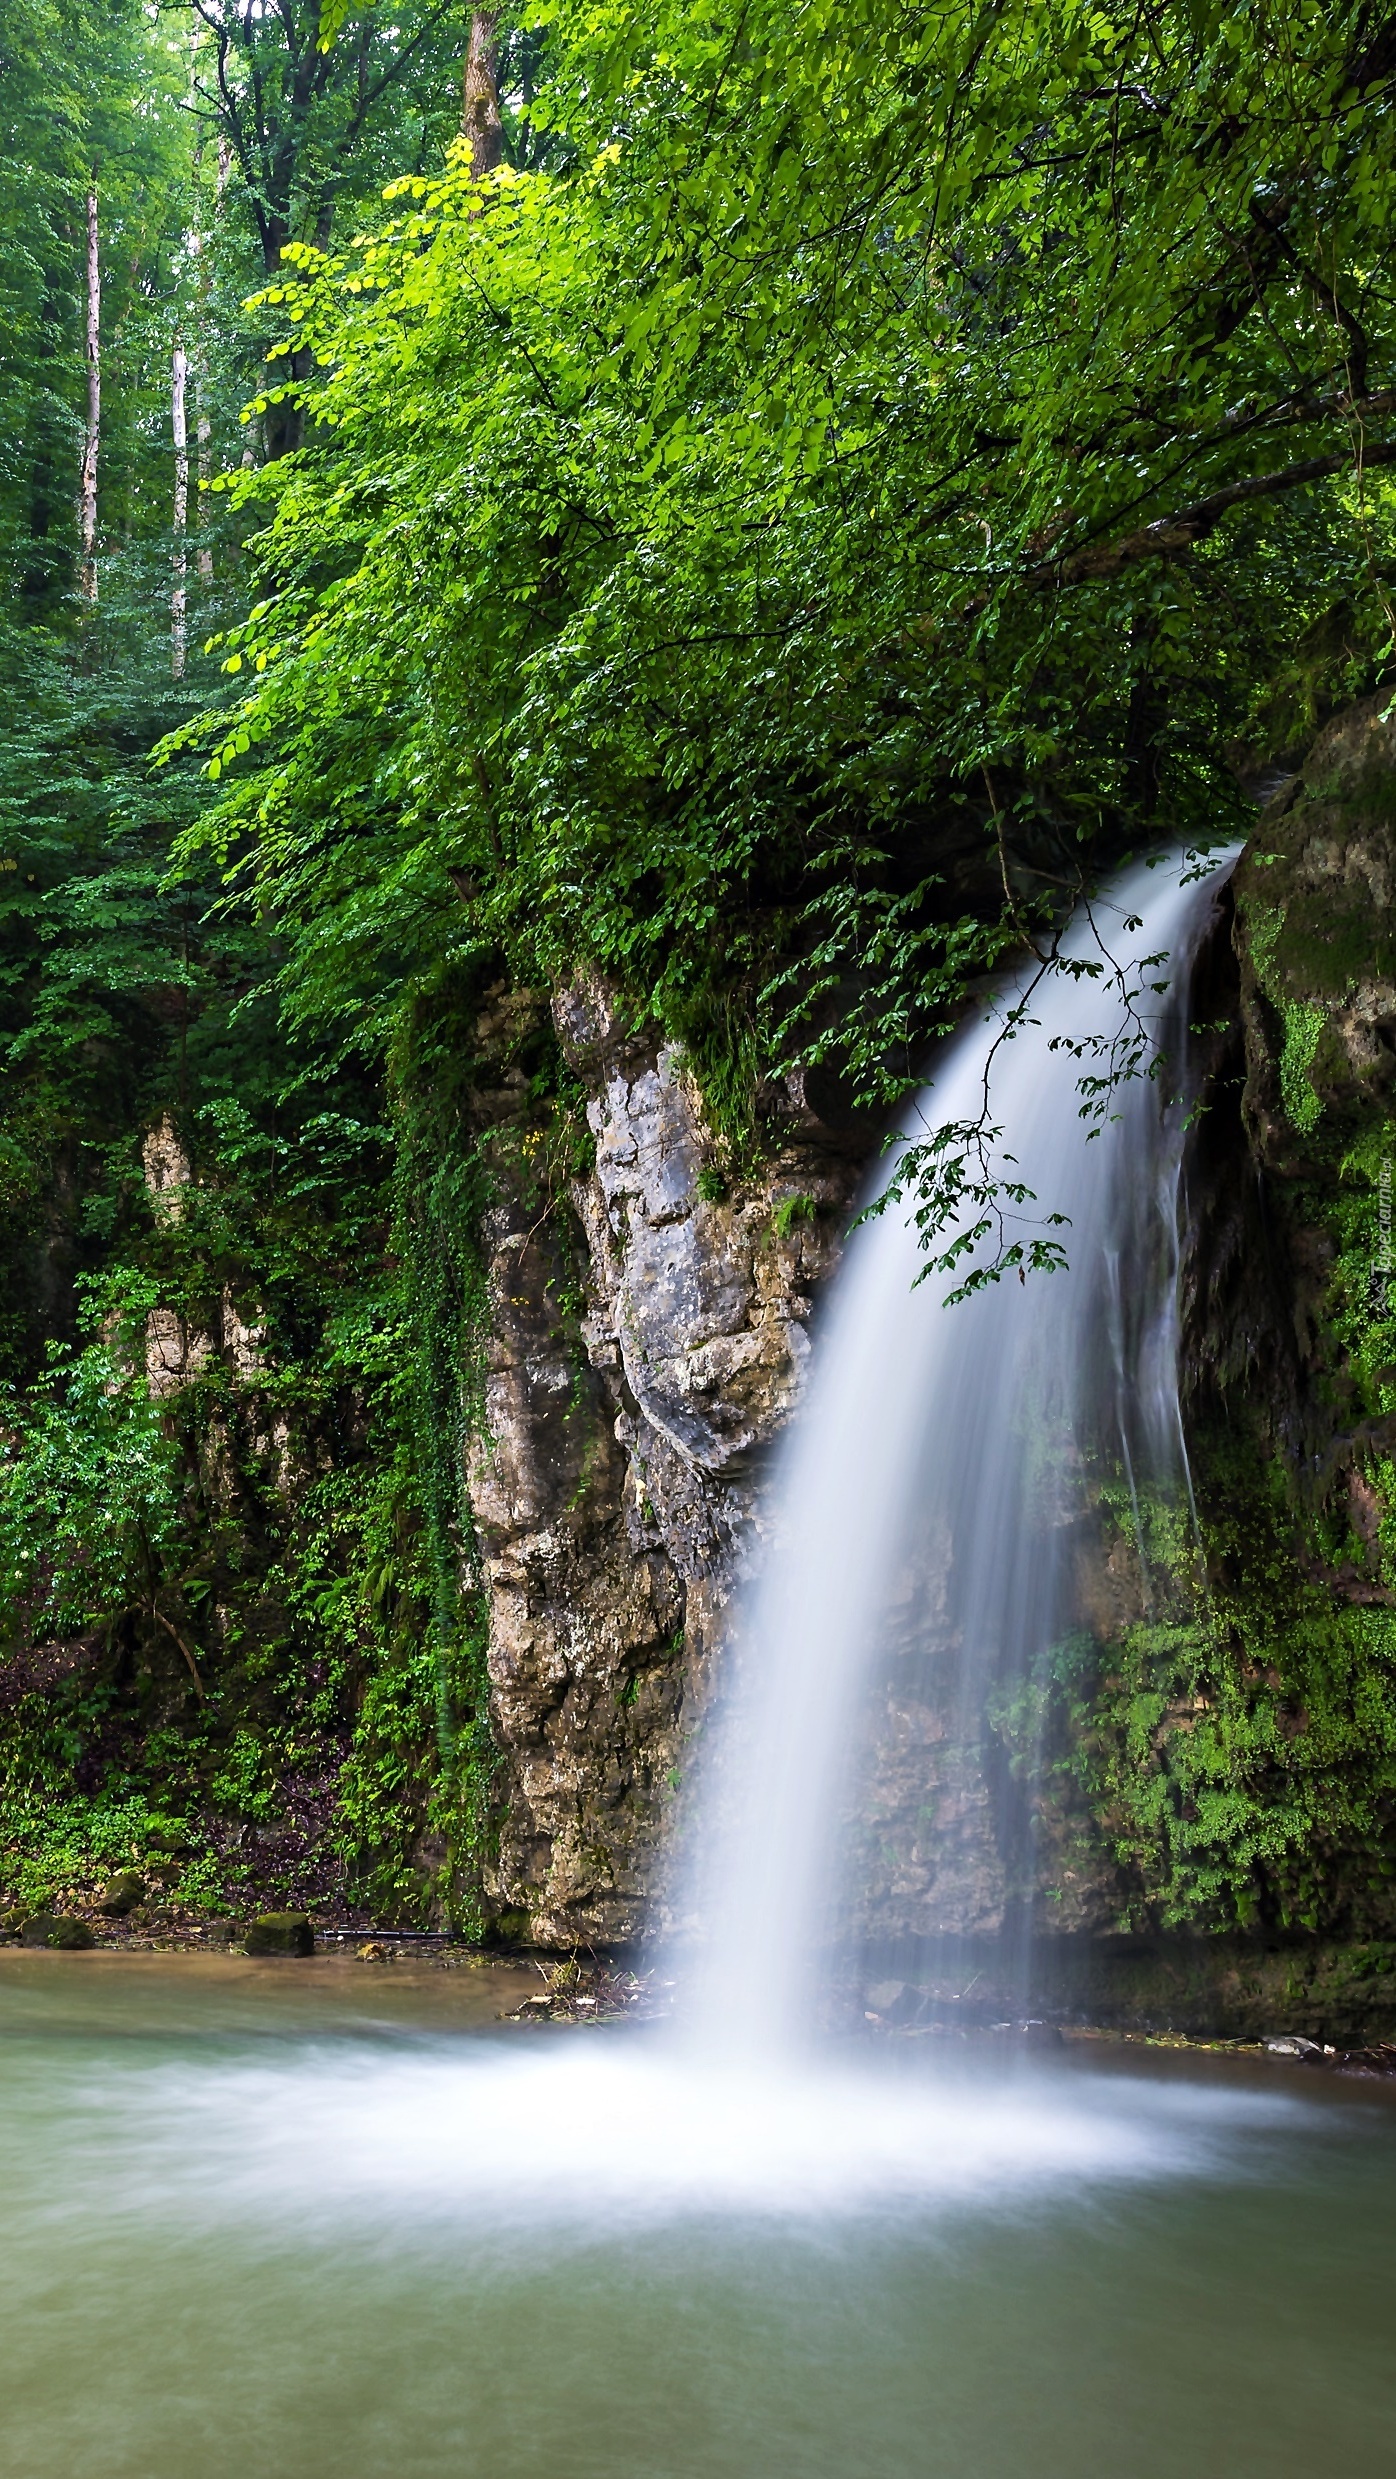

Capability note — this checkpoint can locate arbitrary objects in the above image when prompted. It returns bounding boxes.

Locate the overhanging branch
[1043,435,1396,587]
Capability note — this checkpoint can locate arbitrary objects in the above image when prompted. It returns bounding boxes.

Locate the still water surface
[2,1954,1394,2479]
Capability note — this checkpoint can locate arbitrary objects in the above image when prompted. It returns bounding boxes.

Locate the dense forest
[4,0,1396,1954]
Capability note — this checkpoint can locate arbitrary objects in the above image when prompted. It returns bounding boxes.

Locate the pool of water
[2,1953,1394,2478]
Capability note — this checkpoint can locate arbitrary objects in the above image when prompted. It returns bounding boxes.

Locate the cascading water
[683,849,1236,2049]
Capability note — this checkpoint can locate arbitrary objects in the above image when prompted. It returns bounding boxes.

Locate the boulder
[864,1980,924,2026]
[20,1912,96,1950]
[244,1911,314,1957]
[97,1871,146,1917]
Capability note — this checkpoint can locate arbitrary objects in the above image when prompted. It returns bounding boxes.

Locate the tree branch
[1041,433,1396,588]
[152,1606,205,1701]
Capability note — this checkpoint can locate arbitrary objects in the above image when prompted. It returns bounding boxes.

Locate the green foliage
[0,0,190,605]
[1279,1005,1327,1134]
[771,1191,815,1239]
[0,1,512,1929]
[166,0,1396,1283]
[1038,1459,1396,1933]
[1244,898,1330,1131]
[0,1164,497,1923]
[0,1305,183,1649]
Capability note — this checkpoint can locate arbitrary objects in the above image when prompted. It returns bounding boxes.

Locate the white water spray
[683,851,1236,2049]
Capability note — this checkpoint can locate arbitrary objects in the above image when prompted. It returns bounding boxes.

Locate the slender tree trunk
[462,12,504,180]
[171,340,188,677]
[196,373,213,582]
[192,134,226,582]
[78,179,100,601]
[188,23,215,587]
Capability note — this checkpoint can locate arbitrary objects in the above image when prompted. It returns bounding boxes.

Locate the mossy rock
[20,1913,96,1951]
[0,1907,26,1941]
[485,1910,534,1946]
[97,1871,146,1918]
[245,1911,314,1957]
[1234,697,1396,1155]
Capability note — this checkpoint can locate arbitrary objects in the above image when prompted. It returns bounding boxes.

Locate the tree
[179,0,464,452]
[166,1,1396,1282]
[78,182,99,601]
[462,11,504,179]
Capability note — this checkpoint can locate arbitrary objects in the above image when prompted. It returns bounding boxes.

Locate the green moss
[1279,1002,1325,1132]
[1245,898,1328,1130]
[21,1912,95,1950]
[1039,1449,1396,1933]
[244,1911,314,1956]
[1053,1073,1396,1929]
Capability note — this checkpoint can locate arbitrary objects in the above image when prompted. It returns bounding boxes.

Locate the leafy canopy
[169,0,1396,1275]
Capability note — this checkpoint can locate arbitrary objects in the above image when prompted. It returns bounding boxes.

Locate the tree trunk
[78,179,100,601]
[194,127,229,558]
[260,216,306,459]
[462,12,504,181]
[196,371,213,583]
[263,362,308,460]
[171,340,189,676]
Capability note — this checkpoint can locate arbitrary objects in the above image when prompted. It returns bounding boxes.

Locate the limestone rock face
[141,1114,190,1222]
[1202,695,1396,1458]
[1232,696,1396,1172]
[472,976,868,1945]
[144,1306,213,1398]
[468,1175,688,1948]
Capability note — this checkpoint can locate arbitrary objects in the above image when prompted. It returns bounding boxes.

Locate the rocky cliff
[469,978,870,1944]
[464,704,1396,1958]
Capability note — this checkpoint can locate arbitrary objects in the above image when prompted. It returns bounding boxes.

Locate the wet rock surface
[244,1912,315,1957]
[19,1912,96,1950]
[848,1933,1396,2047]
[1232,698,1396,1169]
[469,976,867,1946]
[1264,2032,1396,2076]
[97,1872,147,1918]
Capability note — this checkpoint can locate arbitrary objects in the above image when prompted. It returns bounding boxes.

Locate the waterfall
[682,850,1236,2049]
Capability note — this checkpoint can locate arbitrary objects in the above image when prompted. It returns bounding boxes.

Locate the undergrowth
[0,968,568,1930]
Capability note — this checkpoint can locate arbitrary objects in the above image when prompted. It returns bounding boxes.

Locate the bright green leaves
[317,0,359,52]
[164,0,1396,1278]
